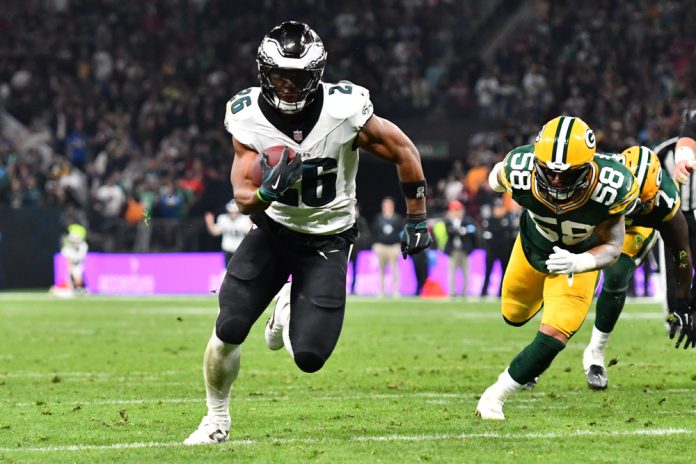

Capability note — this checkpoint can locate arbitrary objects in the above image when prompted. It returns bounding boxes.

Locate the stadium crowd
[0,0,694,253]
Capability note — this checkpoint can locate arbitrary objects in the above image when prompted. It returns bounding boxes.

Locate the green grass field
[1,293,695,463]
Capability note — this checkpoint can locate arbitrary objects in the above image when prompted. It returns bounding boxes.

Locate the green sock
[595,254,633,333]
[508,331,566,384]
[594,289,626,333]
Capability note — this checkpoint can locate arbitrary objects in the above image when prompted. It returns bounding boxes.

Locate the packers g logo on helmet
[585,129,596,149]
[619,146,661,207]
[533,116,596,202]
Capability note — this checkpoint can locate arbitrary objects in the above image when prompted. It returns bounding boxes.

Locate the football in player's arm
[477,116,638,420]
[580,146,695,388]
[184,21,431,445]
[673,111,696,184]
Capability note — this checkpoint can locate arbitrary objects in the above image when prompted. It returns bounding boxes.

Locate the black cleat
[586,365,608,390]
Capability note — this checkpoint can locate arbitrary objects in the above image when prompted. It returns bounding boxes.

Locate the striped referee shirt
[655,137,696,213]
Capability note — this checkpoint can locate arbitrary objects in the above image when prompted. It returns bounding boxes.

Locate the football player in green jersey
[582,146,695,390]
[476,116,639,420]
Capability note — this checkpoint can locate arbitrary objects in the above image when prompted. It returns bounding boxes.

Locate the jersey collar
[258,84,324,145]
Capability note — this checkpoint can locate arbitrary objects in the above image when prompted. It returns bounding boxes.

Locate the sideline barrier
[54,250,655,296]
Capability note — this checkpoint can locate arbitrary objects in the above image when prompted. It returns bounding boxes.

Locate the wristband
[400,180,427,199]
[256,188,272,203]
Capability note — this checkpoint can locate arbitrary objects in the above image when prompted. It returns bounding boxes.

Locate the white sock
[588,326,610,352]
[485,368,522,402]
[583,327,609,370]
[203,331,240,422]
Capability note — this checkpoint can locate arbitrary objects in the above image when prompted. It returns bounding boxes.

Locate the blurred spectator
[204,200,253,265]
[66,119,89,172]
[479,198,517,297]
[155,179,187,219]
[0,0,694,255]
[444,200,478,297]
[371,197,403,297]
[94,173,126,216]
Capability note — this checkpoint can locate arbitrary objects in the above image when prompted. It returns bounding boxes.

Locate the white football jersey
[224,82,374,235]
[216,213,253,253]
[61,241,88,265]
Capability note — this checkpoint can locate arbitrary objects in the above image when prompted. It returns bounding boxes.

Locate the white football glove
[545,246,596,275]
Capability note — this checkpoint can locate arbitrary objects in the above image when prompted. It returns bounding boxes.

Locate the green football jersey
[628,169,681,228]
[499,145,639,272]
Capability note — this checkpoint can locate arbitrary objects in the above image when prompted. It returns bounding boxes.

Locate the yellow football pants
[501,235,598,337]
[621,226,657,264]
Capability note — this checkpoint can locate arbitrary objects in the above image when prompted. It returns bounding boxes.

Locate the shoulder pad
[502,145,535,174]
[324,81,374,126]
[224,87,260,134]
[501,145,535,192]
[601,159,639,215]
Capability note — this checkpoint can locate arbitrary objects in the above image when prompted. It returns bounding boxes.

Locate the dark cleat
[586,365,608,390]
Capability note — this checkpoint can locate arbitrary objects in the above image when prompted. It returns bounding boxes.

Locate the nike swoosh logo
[271,176,281,190]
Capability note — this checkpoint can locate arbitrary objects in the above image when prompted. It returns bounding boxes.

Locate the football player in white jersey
[184,21,432,445]
[61,224,88,293]
[204,200,253,265]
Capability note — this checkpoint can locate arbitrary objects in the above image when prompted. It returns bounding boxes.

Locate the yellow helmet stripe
[635,146,650,194]
[553,116,574,164]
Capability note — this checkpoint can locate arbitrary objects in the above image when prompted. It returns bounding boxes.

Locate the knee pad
[293,351,326,373]
[215,315,250,345]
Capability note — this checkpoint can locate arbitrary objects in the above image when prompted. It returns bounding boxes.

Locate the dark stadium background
[0,0,694,288]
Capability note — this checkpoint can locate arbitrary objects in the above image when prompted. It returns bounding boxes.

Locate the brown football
[250,145,297,186]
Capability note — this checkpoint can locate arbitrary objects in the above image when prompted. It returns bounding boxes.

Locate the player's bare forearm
[357,115,426,215]
[587,215,625,269]
[658,210,693,300]
[231,138,271,215]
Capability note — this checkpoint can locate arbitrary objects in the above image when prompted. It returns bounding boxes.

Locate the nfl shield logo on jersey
[293,130,303,142]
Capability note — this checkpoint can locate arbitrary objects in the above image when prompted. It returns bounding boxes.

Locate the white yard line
[0,428,690,453]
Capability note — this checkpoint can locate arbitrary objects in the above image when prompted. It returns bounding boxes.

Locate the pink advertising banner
[54,250,653,296]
